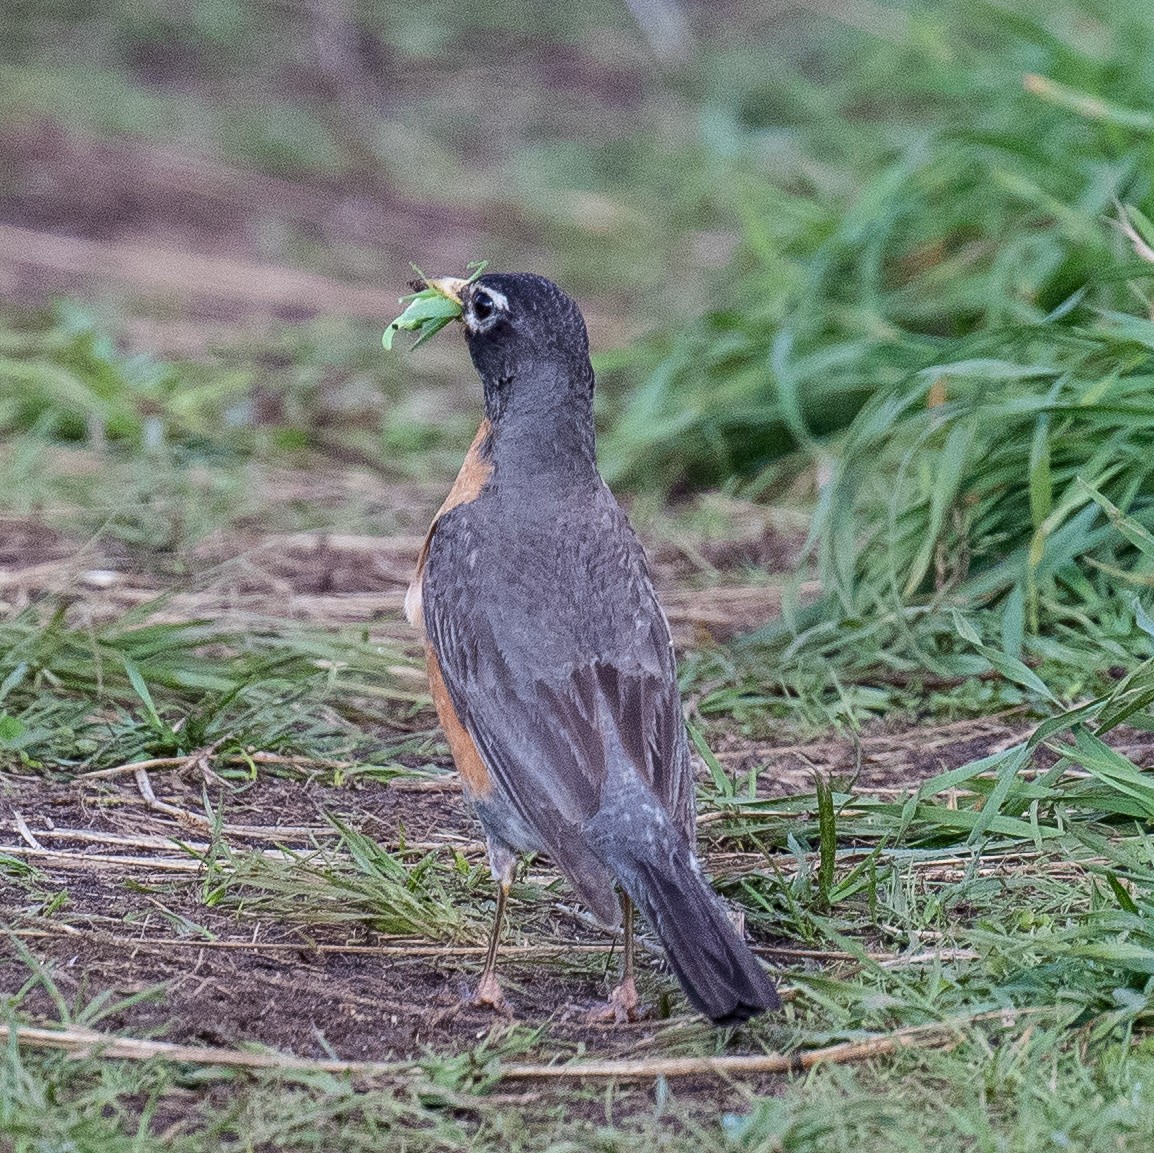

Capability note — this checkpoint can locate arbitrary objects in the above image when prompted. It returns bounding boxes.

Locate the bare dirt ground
[0,701,1045,1061]
[0,120,483,331]
[0,493,1081,1075]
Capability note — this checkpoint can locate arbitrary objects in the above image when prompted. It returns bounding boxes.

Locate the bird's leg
[590,893,641,1023]
[472,863,512,1012]
[608,893,640,1021]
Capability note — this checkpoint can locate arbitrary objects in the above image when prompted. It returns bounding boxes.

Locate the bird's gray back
[429,478,666,676]
[422,473,695,842]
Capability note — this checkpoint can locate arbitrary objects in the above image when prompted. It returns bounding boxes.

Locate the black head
[461,272,588,366]
[438,273,594,426]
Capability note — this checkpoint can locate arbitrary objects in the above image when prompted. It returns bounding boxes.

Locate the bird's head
[428,272,593,422]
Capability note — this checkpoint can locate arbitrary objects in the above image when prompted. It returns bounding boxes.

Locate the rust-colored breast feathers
[408,419,495,797]
[424,642,493,797]
[405,419,493,630]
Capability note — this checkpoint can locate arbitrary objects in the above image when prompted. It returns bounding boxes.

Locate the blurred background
[1,0,1153,680]
[8,7,1154,1143]
[3,0,805,478]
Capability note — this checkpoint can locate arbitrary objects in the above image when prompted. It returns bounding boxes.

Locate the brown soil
[0,480,812,645]
[0,709,1052,1066]
[0,120,490,329]
[2,770,580,1062]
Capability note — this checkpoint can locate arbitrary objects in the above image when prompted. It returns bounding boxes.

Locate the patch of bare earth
[0,710,1077,1068]
[0,121,487,328]
[0,771,754,1090]
[0,477,811,645]
[10,498,1143,1114]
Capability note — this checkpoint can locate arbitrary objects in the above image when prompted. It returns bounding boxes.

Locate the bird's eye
[471,290,496,321]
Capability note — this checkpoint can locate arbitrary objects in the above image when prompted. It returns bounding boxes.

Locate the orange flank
[407,417,497,797]
[435,418,494,519]
[405,419,494,629]
[424,642,494,798]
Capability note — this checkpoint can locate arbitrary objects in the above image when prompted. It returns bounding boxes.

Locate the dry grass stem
[497,1010,1032,1080]
[2,1012,1028,1083]
[0,1022,417,1076]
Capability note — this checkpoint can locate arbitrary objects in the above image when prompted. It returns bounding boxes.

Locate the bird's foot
[471,971,511,1015]
[587,975,640,1024]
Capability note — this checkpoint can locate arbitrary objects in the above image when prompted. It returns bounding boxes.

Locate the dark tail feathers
[592,818,779,1025]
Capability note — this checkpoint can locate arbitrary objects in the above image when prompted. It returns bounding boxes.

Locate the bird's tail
[586,807,779,1025]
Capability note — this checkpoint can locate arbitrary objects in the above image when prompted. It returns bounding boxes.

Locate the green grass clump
[602,0,1154,706]
[0,606,419,776]
[795,318,1154,666]
[0,303,418,467]
[606,0,1154,491]
[709,317,1154,721]
[725,1040,1154,1152]
[0,304,253,449]
[202,820,486,942]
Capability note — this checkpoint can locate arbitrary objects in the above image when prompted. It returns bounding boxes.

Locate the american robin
[405,271,779,1025]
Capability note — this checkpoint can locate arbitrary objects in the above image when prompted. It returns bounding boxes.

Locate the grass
[602,0,1154,721]
[0,301,478,500]
[200,818,490,942]
[6,627,1154,1147]
[4,0,1154,1149]
[6,1034,1151,1152]
[0,605,422,778]
[605,0,1154,489]
[724,1040,1154,1151]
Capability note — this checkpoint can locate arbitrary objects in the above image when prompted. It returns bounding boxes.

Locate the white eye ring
[465,286,509,331]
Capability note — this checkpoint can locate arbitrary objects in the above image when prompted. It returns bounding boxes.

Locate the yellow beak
[428,276,470,305]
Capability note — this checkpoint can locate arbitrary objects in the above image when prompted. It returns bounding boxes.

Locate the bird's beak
[428,276,469,305]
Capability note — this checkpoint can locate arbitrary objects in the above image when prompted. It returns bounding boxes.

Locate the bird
[404,271,779,1025]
